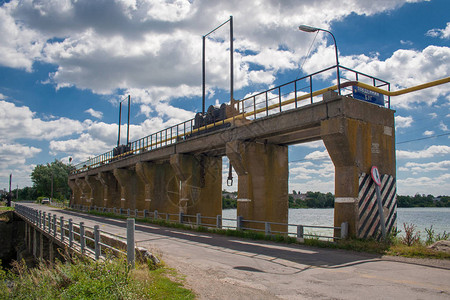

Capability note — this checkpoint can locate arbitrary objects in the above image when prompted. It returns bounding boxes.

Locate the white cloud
[314,45,450,109]
[399,160,450,172]
[0,143,41,169]
[395,115,413,128]
[423,130,434,136]
[397,174,450,196]
[426,22,450,39]
[397,145,450,159]
[439,121,448,131]
[0,0,433,100]
[429,112,437,119]
[304,150,329,160]
[85,108,103,119]
[0,100,86,142]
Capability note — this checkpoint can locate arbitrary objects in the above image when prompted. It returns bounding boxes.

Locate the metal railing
[14,204,136,267]
[71,204,348,240]
[72,65,390,173]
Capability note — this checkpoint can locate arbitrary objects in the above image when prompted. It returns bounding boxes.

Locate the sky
[0,0,449,196]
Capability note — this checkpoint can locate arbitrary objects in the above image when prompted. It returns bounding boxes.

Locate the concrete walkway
[24,203,450,300]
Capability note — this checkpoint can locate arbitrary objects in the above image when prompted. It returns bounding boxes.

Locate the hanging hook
[227,162,233,186]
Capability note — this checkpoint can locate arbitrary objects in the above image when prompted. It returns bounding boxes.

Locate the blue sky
[0,0,449,196]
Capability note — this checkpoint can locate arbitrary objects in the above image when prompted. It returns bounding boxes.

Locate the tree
[31,160,75,200]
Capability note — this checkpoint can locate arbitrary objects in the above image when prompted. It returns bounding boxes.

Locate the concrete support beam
[97,172,121,208]
[135,162,155,211]
[113,168,145,210]
[85,175,103,208]
[226,140,288,232]
[68,179,82,207]
[322,114,396,238]
[75,178,90,207]
[170,154,222,225]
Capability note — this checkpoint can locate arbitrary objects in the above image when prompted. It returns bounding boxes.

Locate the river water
[222,207,450,238]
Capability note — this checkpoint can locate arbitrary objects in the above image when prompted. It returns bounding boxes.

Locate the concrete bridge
[69,67,397,239]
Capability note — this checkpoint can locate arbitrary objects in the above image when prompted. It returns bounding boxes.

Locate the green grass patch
[0,256,194,299]
[0,206,14,211]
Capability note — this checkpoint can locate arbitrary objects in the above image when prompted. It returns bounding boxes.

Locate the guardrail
[72,65,390,173]
[71,204,348,240]
[14,204,136,267]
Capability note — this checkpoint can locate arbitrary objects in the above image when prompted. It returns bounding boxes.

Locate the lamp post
[299,25,341,95]
[202,16,234,114]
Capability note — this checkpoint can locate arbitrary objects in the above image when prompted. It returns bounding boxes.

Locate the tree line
[3,160,74,202]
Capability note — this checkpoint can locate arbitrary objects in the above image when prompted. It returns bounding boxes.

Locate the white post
[127,218,135,269]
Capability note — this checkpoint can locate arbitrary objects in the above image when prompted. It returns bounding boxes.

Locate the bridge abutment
[226,140,288,233]
[96,171,121,208]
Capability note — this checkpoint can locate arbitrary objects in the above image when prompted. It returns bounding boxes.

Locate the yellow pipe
[354,77,450,96]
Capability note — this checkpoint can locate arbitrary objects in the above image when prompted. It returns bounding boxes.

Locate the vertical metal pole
[216,215,222,229]
[117,102,122,147]
[297,225,304,239]
[202,35,206,115]
[60,216,64,242]
[80,222,85,253]
[69,219,73,248]
[230,15,234,104]
[53,214,57,238]
[237,216,243,230]
[196,213,201,226]
[94,225,100,260]
[48,213,51,234]
[265,222,271,235]
[127,218,135,269]
[126,95,130,145]
[43,212,46,231]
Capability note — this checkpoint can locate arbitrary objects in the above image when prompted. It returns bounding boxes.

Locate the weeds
[424,225,450,245]
[0,255,193,299]
[401,223,421,246]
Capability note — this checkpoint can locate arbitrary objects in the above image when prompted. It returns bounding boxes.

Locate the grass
[0,206,14,211]
[77,209,450,259]
[0,255,194,300]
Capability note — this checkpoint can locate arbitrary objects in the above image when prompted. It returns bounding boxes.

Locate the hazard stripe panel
[358,173,397,239]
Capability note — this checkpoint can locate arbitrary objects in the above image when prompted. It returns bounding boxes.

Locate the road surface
[23,203,450,300]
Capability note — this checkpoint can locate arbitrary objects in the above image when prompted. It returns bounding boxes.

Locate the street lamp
[202,16,234,114]
[299,25,341,94]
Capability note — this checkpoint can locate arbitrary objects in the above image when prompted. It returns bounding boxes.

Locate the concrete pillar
[321,109,396,238]
[97,171,121,208]
[75,178,90,207]
[85,175,103,208]
[135,162,155,212]
[113,168,145,210]
[68,179,82,207]
[226,140,288,232]
[170,154,222,225]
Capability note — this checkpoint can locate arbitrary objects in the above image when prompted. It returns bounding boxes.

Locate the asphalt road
[22,203,450,300]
